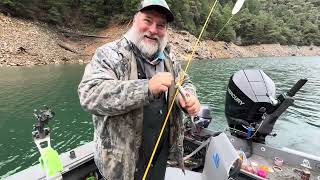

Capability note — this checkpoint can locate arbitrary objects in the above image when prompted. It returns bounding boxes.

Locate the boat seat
[165,133,240,180]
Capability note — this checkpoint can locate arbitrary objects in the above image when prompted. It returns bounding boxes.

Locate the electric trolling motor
[32,106,63,179]
[225,69,308,143]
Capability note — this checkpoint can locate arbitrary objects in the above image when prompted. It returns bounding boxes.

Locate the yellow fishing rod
[142,0,246,179]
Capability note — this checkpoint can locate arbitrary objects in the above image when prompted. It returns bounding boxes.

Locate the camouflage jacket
[78,37,196,180]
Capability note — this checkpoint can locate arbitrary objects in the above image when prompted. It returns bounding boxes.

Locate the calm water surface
[0,56,319,178]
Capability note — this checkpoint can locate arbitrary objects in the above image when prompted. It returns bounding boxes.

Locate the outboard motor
[225,69,307,143]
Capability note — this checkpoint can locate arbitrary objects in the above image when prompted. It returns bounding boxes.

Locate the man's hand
[148,72,173,95]
[178,92,201,116]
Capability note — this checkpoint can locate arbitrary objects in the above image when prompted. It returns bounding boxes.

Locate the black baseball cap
[138,0,174,22]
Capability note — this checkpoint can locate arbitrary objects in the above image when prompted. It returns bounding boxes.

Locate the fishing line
[214,15,234,39]
[213,0,246,42]
[142,0,219,179]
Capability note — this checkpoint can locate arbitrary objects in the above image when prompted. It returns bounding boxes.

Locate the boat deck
[184,129,320,180]
[6,130,320,180]
[240,153,320,180]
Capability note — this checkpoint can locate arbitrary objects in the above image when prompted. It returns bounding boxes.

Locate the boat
[5,69,320,180]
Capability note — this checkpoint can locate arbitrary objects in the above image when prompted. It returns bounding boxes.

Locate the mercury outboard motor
[225,69,307,143]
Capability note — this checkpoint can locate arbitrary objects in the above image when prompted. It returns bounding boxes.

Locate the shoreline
[1,14,319,67]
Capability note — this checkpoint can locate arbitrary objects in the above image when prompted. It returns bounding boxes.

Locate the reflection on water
[0,56,319,178]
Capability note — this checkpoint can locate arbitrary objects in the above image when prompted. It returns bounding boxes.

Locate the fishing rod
[214,0,245,39]
[142,0,246,179]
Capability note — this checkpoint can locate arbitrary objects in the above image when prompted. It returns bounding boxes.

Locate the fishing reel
[32,105,55,140]
[193,105,212,129]
[185,104,213,140]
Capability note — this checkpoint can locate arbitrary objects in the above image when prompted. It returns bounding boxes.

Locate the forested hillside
[0,0,319,45]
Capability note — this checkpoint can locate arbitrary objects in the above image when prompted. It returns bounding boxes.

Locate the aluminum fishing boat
[6,69,320,180]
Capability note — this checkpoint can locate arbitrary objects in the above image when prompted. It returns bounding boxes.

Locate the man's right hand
[148,72,173,95]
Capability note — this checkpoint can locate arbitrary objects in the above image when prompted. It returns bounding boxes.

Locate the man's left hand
[178,92,201,117]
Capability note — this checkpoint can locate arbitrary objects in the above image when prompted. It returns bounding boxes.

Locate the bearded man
[78,0,201,179]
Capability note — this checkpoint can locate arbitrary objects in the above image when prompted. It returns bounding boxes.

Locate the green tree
[0,0,319,45]
[246,0,261,15]
[80,0,107,27]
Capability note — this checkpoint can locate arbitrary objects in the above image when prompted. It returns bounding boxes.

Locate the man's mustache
[143,32,160,43]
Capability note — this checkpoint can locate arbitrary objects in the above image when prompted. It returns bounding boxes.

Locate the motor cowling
[225,69,276,142]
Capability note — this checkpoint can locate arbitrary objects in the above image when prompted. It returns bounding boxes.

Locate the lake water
[0,56,319,178]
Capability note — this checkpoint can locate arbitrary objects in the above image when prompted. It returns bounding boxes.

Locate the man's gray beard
[126,26,168,58]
